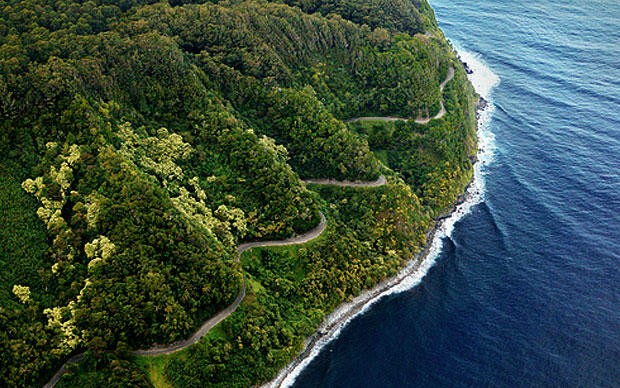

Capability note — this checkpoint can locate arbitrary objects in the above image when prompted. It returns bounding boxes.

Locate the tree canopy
[0,0,478,386]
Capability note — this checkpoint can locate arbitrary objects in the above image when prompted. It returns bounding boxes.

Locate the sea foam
[268,49,500,388]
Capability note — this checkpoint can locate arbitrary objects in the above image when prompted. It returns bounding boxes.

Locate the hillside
[0,0,476,386]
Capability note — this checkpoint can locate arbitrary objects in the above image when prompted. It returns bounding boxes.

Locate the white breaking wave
[268,49,500,388]
[458,48,501,99]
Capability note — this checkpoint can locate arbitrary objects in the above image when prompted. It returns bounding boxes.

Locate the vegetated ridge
[0,0,477,386]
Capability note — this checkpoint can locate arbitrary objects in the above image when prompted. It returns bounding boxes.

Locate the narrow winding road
[44,68,455,386]
[45,59,456,388]
[348,66,454,124]
[45,178,386,387]
[133,212,328,357]
[302,175,386,187]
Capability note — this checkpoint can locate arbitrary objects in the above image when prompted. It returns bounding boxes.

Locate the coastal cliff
[0,0,477,386]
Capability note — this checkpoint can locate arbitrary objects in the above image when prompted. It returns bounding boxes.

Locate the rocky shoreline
[267,95,491,387]
[267,213,448,387]
[267,187,479,387]
[458,53,474,75]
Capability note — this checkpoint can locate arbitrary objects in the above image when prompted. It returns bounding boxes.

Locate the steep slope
[0,0,477,386]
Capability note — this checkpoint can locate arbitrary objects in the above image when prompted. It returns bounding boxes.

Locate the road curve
[303,175,386,187]
[133,212,327,357]
[45,214,327,385]
[44,66,452,386]
[45,177,386,386]
[348,66,454,124]
[43,354,85,388]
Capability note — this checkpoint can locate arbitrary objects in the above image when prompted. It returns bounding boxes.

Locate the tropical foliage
[0,0,477,386]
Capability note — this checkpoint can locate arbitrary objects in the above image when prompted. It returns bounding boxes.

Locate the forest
[0,0,477,386]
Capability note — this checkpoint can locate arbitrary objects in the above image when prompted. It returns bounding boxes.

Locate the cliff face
[0,0,476,386]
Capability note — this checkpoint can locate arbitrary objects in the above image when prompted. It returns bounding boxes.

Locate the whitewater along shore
[267,196,469,387]
[268,95,491,387]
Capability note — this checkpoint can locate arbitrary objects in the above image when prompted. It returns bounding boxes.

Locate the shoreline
[267,186,472,388]
[268,93,494,387]
[267,216,446,387]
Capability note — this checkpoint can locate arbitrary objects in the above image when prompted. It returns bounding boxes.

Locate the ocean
[284,0,620,386]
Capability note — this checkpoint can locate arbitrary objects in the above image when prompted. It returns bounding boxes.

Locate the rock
[476,96,488,117]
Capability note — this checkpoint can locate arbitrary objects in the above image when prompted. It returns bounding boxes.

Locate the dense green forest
[0,0,477,386]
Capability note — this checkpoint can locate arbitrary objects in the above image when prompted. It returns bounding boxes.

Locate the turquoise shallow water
[292,1,620,386]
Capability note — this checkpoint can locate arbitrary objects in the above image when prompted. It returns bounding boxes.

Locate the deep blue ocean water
[291,0,620,386]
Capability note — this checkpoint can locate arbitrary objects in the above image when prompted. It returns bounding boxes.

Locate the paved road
[348,66,455,124]
[303,175,386,187]
[45,176,387,386]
